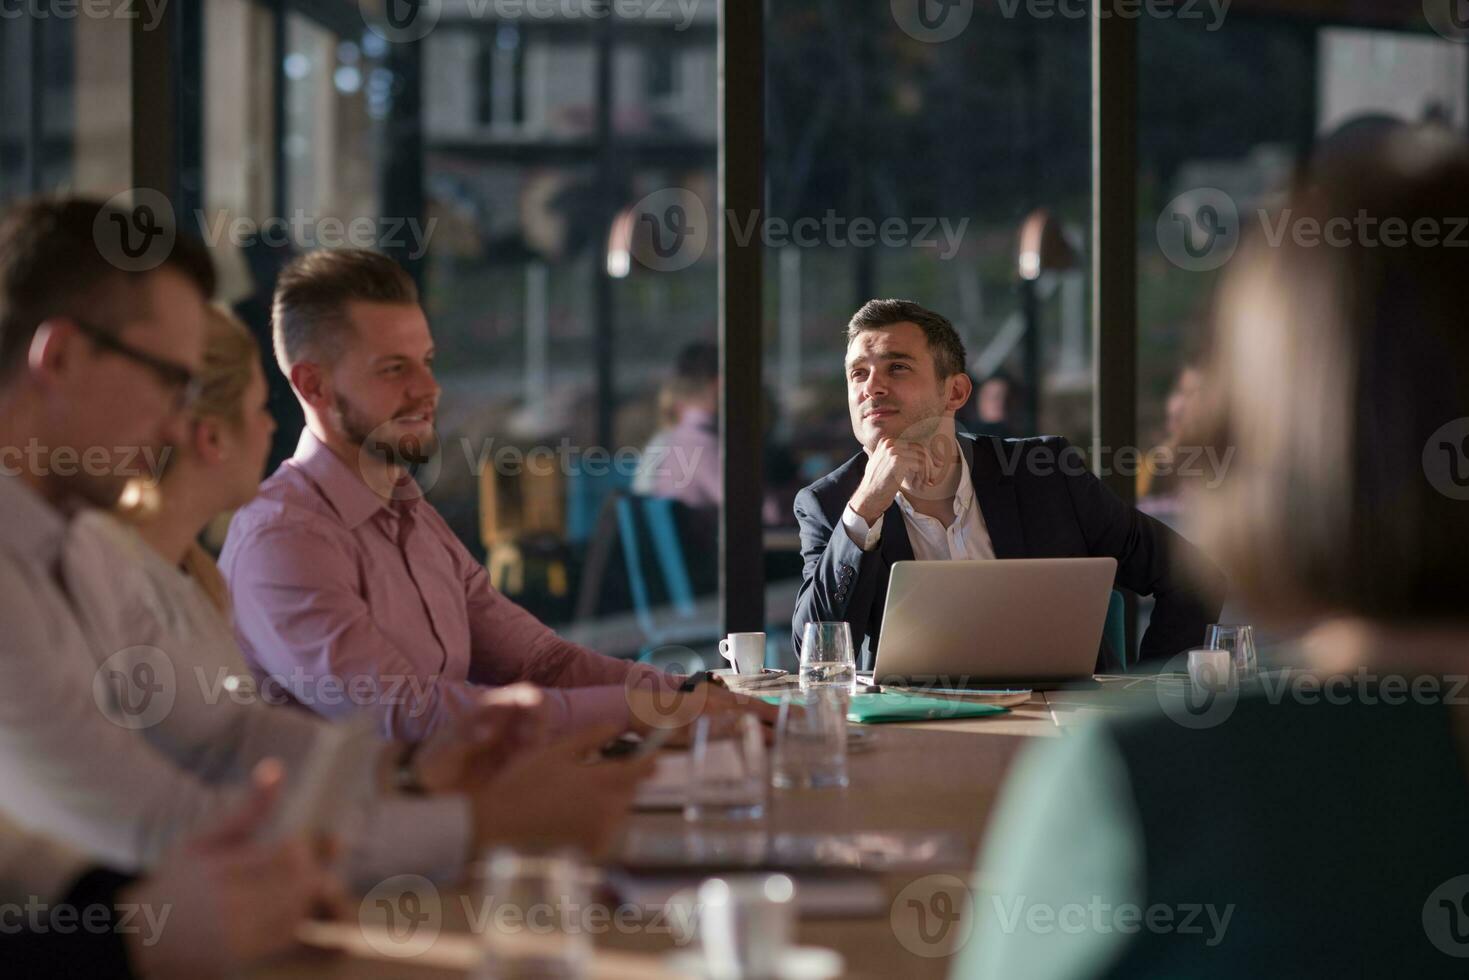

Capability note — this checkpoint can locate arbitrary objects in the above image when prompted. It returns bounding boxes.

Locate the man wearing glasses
[67,316,203,410]
[0,316,205,486]
[0,205,209,505]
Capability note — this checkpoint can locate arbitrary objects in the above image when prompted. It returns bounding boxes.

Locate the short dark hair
[0,196,216,379]
[674,341,718,384]
[272,248,419,372]
[846,299,967,378]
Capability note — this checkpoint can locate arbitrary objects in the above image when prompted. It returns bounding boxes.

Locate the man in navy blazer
[792,299,1224,670]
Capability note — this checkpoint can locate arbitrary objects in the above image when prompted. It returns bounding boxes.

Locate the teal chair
[615,494,722,665]
[615,494,787,670]
[566,464,632,547]
[1103,589,1129,671]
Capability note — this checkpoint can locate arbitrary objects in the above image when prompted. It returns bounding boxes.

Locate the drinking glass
[476,850,591,980]
[1206,624,1258,680]
[685,712,767,822]
[799,621,857,694]
[772,687,850,790]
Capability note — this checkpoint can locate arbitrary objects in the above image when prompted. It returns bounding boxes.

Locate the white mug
[719,632,766,675]
[1188,648,1236,693]
[697,874,795,980]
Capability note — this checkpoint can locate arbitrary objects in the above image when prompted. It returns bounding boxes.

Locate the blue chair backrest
[1104,589,1128,671]
[567,465,633,547]
[614,495,700,644]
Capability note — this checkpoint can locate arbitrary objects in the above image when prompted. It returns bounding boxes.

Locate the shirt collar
[290,428,395,530]
[896,453,976,523]
[0,473,70,566]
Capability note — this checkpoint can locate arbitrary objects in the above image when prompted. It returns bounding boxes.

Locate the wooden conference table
[255,679,1157,980]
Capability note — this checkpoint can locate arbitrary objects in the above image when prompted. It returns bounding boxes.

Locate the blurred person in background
[634,340,721,507]
[958,127,1469,978]
[965,371,1020,441]
[636,343,799,528]
[1137,357,1205,514]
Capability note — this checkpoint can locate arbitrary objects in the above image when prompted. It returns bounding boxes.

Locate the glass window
[1137,4,1468,643]
[764,2,1093,636]
[203,0,277,303]
[282,11,385,224]
[203,2,397,478]
[420,8,720,661]
[1138,10,1469,523]
[0,11,131,206]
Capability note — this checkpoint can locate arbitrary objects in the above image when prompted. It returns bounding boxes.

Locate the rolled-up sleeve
[459,553,673,734]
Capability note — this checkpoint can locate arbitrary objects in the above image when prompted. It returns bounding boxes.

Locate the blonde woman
[957,129,1469,978]
[122,302,278,615]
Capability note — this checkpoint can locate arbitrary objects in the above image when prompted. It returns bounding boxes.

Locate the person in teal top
[956,125,1469,978]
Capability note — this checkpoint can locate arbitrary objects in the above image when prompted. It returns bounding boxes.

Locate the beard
[333,393,439,467]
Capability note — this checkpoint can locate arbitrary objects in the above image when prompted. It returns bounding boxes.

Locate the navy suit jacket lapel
[968,436,1026,559]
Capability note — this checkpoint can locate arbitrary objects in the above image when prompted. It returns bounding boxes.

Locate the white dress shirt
[0,474,469,884]
[841,458,997,560]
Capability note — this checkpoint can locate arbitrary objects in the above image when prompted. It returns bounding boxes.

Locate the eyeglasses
[69,317,202,411]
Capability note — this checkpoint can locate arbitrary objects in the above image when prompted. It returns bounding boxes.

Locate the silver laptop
[870,558,1117,689]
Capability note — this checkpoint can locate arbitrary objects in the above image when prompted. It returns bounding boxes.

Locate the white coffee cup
[1188,648,1235,693]
[719,632,766,675]
[698,874,795,980]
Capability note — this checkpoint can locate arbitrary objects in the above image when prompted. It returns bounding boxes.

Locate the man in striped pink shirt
[221,248,767,742]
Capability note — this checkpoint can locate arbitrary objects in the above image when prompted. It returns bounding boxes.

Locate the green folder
[845,692,1010,724]
[759,692,1010,724]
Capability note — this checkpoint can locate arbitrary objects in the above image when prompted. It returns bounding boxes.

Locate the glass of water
[800,621,857,694]
[1206,624,1258,680]
[476,850,591,980]
[772,687,850,790]
[685,712,767,823]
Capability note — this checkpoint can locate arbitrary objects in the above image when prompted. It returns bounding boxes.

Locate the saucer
[665,945,843,980]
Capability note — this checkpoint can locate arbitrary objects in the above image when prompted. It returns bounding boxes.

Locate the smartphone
[599,726,677,762]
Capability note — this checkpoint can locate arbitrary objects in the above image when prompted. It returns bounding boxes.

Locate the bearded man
[791,299,1224,670]
[221,249,771,740]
